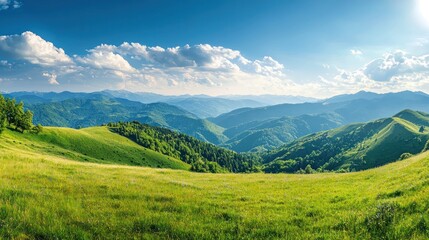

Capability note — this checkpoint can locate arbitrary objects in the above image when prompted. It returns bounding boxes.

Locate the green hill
[1,128,429,238]
[0,126,189,170]
[264,109,429,173]
[26,95,228,144]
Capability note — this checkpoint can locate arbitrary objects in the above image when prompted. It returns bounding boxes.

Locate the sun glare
[417,0,429,27]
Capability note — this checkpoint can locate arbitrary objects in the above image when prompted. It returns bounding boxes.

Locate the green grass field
[1,127,429,239]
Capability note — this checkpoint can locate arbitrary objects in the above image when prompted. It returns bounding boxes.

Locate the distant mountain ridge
[5,90,318,118]
[212,91,429,128]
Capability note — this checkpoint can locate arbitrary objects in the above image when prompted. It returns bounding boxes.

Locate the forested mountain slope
[264,109,429,173]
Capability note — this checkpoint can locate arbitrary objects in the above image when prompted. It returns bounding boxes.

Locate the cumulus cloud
[350,49,363,56]
[0,0,21,10]
[76,45,137,73]
[252,56,285,77]
[70,42,289,93]
[316,50,429,96]
[0,32,72,66]
[363,50,429,82]
[93,42,284,77]
[116,43,246,70]
[42,72,59,85]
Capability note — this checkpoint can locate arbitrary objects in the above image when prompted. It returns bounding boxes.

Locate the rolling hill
[1,125,429,238]
[0,126,189,170]
[263,109,429,173]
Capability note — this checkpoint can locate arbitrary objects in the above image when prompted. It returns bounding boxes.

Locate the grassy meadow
[0,127,429,239]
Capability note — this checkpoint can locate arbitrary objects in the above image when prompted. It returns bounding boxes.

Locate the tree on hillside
[0,93,37,133]
[17,110,33,133]
[5,99,21,126]
[419,126,425,133]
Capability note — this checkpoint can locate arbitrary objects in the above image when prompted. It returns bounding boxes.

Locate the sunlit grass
[0,127,429,239]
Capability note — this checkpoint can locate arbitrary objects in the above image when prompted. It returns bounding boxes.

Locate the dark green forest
[108,122,261,173]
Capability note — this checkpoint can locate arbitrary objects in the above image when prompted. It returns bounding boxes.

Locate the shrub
[31,124,43,134]
[365,202,399,239]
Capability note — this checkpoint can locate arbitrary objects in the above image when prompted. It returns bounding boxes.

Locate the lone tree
[419,126,425,133]
[0,93,37,133]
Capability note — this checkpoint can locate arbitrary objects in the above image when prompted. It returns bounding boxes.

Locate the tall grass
[0,127,429,239]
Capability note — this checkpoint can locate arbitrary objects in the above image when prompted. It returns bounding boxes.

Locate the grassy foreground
[0,128,429,239]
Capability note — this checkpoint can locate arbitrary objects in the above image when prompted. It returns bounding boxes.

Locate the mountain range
[7,90,429,153]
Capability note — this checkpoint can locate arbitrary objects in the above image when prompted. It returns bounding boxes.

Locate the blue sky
[1,0,429,97]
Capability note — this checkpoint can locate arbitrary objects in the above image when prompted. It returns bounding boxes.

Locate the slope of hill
[0,126,189,170]
[1,129,429,238]
[264,109,429,173]
[26,95,228,144]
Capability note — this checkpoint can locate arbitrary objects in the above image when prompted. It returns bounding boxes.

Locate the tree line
[108,122,261,173]
[0,93,41,133]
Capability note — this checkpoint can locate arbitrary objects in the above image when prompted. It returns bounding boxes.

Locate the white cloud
[0,32,73,66]
[76,45,137,73]
[69,42,290,94]
[252,56,285,77]
[42,72,59,85]
[314,50,429,96]
[350,49,363,56]
[0,0,21,10]
[107,42,284,77]
[363,50,429,82]
[117,43,246,70]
